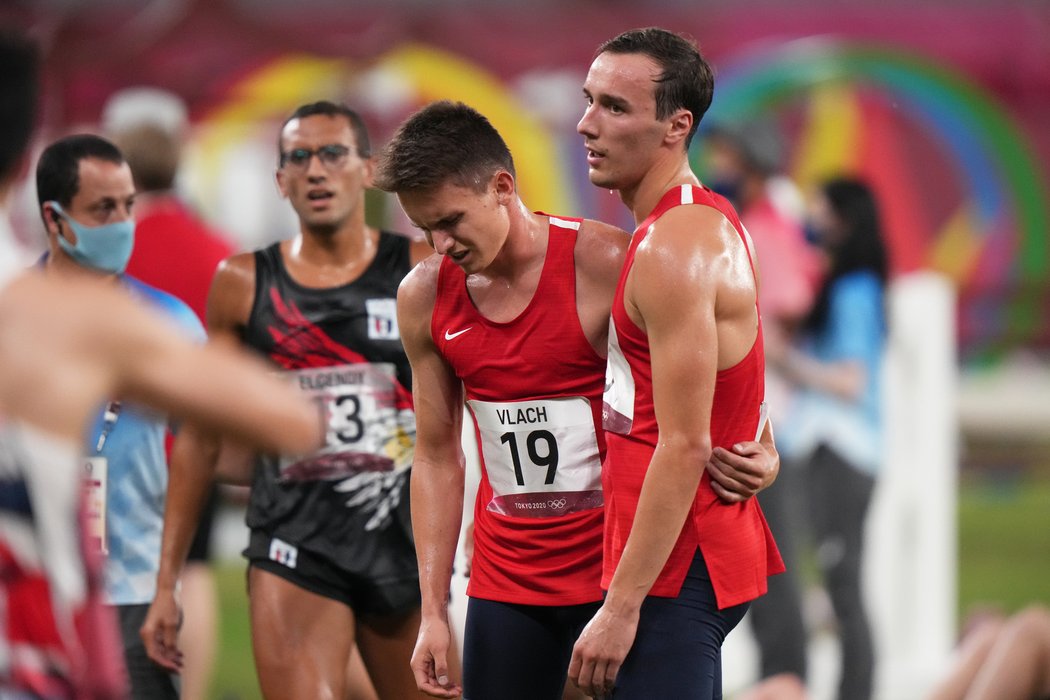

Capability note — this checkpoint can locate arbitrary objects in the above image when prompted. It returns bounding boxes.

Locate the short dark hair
[0,31,40,182]
[373,101,515,194]
[277,101,371,161]
[36,134,125,208]
[596,27,714,148]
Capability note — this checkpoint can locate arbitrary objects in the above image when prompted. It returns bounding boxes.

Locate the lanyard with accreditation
[83,400,120,554]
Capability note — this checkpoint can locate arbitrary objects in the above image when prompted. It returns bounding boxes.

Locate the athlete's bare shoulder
[636,204,758,317]
[575,218,631,286]
[213,251,257,296]
[394,251,440,323]
[207,251,257,337]
[0,272,159,438]
[642,203,742,269]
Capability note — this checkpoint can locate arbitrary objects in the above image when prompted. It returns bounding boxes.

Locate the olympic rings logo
[547,497,568,509]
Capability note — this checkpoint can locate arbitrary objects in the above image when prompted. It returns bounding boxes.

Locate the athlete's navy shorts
[244,529,420,617]
[612,548,749,699]
[463,597,601,700]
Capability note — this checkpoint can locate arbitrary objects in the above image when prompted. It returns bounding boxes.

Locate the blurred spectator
[103,87,235,700]
[103,87,236,324]
[927,605,1050,700]
[37,132,207,698]
[703,119,819,687]
[770,177,890,700]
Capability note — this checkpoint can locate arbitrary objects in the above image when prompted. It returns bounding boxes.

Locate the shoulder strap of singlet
[253,242,282,281]
[375,230,412,271]
[641,185,760,287]
[539,215,581,297]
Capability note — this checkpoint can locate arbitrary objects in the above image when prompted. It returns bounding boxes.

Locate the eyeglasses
[279,144,352,170]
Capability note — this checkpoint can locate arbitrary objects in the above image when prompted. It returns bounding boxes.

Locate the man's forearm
[605,443,707,612]
[156,428,220,591]
[412,458,465,621]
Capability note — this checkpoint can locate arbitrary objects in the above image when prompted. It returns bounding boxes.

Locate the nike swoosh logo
[444,327,473,341]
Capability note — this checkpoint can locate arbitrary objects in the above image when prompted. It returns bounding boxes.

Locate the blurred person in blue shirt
[769,176,889,700]
[36,133,204,699]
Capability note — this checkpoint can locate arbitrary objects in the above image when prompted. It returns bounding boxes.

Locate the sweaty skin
[141,111,433,700]
[569,49,772,697]
[396,168,777,698]
[0,270,321,460]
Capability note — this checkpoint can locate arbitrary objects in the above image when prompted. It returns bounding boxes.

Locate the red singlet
[432,216,606,606]
[602,185,784,609]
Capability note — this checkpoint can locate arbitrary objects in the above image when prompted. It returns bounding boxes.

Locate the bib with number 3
[279,362,415,481]
[467,396,602,518]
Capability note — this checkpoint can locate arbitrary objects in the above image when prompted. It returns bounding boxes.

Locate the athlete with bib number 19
[375,101,780,700]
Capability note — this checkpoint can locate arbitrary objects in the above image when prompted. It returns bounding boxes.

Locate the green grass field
[204,473,1050,699]
[956,472,1050,616]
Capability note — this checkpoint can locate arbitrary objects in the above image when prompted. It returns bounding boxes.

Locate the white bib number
[467,396,602,518]
[279,363,414,481]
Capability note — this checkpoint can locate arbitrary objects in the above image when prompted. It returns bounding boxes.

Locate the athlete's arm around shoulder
[397,257,465,697]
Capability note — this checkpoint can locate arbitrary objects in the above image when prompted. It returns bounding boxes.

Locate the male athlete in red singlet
[376,101,780,700]
[570,28,785,699]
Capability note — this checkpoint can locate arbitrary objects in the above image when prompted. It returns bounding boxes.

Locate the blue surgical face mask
[49,202,135,274]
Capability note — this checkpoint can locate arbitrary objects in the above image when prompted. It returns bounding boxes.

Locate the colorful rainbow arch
[699,39,1049,352]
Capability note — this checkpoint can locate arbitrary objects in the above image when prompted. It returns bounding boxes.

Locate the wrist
[603,586,644,618]
[155,566,181,592]
[154,580,178,595]
[420,595,450,622]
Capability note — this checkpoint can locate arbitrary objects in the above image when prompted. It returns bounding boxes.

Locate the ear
[45,204,78,252]
[275,168,289,198]
[665,108,694,148]
[493,170,515,205]
[42,203,65,240]
[361,157,375,190]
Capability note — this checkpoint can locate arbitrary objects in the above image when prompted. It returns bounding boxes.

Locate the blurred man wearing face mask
[37,134,205,699]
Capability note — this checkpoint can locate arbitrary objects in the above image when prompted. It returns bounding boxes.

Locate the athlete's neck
[622,154,699,228]
[481,201,548,284]
[282,225,379,289]
[292,220,376,266]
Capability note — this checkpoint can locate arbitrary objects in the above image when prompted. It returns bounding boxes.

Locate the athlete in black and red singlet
[144,102,435,700]
[243,233,417,595]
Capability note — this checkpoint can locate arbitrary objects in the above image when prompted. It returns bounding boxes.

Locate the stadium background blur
[2,1,1047,698]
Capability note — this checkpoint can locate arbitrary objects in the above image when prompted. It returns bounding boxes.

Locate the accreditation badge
[82,456,107,554]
